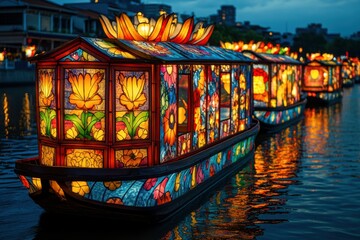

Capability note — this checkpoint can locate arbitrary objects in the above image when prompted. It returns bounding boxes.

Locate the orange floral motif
[106,197,123,205]
[163,103,177,145]
[68,71,103,110]
[119,73,147,110]
[39,70,54,107]
[104,181,121,190]
[116,149,147,168]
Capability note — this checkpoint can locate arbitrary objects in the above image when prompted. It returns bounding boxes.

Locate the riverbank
[0,69,35,87]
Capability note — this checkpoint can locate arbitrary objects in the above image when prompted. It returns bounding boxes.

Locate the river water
[0,85,359,240]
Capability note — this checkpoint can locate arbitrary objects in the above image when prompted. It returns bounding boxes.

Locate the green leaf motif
[116,111,149,139]
[65,111,105,140]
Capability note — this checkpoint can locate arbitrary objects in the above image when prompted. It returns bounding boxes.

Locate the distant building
[349,31,360,40]
[217,5,236,26]
[142,4,172,19]
[0,0,84,66]
[295,23,328,35]
[0,0,144,66]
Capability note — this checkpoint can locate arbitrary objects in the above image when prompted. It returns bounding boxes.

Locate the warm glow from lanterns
[25,45,36,58]
[220,40,292,56]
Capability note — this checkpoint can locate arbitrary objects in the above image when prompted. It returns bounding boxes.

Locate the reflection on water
[0,86,36,138]
[160,123,304,239]
[2,93,9,137]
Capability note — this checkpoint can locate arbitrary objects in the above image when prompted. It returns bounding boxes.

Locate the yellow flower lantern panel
[65,148,103,168]
[115,71,150,141]
[64,69,106,141]
[38,69,57,138]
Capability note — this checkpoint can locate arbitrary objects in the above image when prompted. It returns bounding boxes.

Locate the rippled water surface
[1,85,360,240]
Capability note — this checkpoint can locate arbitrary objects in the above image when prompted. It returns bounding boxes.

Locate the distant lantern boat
[340,57,355,88]
[14,12,259,222]
[302,53,343,106]
[221,41,307,133]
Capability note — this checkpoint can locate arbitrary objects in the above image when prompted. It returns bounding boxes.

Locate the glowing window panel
[115,148,148,168]
[207,65,220,143]
[253,64,269,107]
[230,65,240,133]
[64,69,106,141]
[65,148,103,168]
[40,145,55,166]
[38,69,57,138]
[160,65,177,162]
[192,65,207,149]
[115,71,149,141]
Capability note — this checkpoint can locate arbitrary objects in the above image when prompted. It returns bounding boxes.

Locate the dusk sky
[53,0,360,37]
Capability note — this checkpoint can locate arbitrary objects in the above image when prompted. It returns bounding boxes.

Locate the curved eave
[243,50,302,65]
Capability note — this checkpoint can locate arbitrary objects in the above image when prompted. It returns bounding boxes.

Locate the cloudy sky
[54,0,360,37]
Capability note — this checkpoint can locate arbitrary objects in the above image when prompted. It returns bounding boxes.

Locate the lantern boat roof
[242,50,302,65]
[30,37,254,64]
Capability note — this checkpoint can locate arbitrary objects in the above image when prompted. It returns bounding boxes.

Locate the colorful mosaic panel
[115,148,148,168]
[193,65,207,149]
[115,71,149,141]
[254,104,305,126]
[84,38,137,59]
[60,48,99,61]
[69,135,256,207]
[38,69,57,138]
[160,65,178,162]
[231,65,240,133]
[178,133,191,155]
[64,69,106,141]
[65,148,103,168]
[253,64,269,107]
[18,175,42,194]
[207,65,220,143]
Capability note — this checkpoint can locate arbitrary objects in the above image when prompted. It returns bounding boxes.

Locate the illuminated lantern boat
[303,53,343,106]
[351,57,360,83]
[14,13,260,222]
[341,58,355,88]
[221,41,306,133]
[242,50,306,133]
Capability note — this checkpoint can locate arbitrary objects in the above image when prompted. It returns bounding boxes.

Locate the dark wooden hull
[343,78,355,88]
[254,98,307,134]
[14,120,260,223]
[305,90,343,107]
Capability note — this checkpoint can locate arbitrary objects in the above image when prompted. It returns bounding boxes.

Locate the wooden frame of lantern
[15,13,260,222]
[303,58,343,106]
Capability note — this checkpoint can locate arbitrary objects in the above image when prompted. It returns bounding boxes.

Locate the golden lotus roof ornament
[308,53,334,61]
[99,12,214,45]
